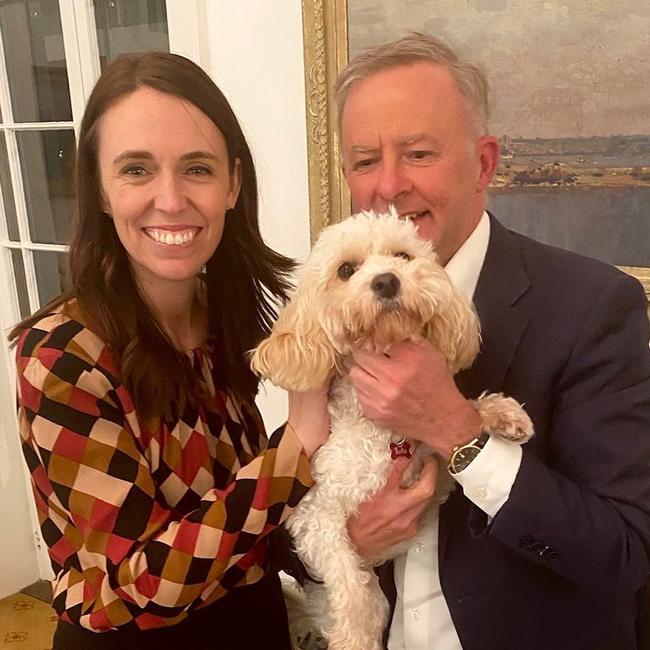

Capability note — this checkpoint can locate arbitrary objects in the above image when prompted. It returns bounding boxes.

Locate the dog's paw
[473,392,534,443]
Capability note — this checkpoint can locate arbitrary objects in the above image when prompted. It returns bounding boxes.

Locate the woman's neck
[137,276,208,352]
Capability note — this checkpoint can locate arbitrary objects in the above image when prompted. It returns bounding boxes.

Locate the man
[336,32,650,649]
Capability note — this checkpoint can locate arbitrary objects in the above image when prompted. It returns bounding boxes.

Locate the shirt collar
[444,211,490,302]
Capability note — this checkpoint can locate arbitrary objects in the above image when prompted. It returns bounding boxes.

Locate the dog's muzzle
[371,272,400,299]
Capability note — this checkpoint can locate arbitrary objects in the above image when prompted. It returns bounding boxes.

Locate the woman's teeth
[144,228,198,245]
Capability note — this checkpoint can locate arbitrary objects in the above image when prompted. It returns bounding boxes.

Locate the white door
[0,0,178,599]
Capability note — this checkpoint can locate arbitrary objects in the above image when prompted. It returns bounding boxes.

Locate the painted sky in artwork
[348,0,650,139]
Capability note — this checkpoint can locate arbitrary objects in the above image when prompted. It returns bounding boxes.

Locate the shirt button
[415,543,425,553]
[410,609,421,621]
[473,487,488,499]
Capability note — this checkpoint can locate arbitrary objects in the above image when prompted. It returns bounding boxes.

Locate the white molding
[61,0,101,116]
[0,121,74,131]
[0,30,11,246]
[1,241,68,252]
[0,247,21,328]
[0,17,14,126]
[166,0,209,67]
[21,248,38,313]
[0,143,8,243]
[59,0,87,133]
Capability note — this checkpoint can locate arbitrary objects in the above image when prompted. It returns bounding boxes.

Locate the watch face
[451,445,481,473]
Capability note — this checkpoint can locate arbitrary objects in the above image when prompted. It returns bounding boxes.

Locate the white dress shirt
[388,212,523,649]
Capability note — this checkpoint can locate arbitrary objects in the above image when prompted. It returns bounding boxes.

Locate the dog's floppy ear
[423,288,481,374]
[250,287,337,391]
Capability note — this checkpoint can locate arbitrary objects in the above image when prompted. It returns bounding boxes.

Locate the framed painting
[301,0,650,297]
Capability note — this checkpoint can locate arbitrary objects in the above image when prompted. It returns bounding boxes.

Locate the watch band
[447,431,490,475]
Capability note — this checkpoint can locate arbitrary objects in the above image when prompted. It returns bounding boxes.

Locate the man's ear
[475,135,500,192]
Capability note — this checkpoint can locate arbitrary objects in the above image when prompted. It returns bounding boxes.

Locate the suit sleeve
[480,272,650,596]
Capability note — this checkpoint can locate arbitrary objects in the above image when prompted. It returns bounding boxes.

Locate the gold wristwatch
[448,431,490,475]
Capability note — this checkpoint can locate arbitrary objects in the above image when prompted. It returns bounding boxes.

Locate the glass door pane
[17,128,75,244]
[0,0,72,122]
[94,0,169,69]
[33,249,67,305]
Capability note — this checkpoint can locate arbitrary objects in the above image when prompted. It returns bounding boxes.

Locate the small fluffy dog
[251,210,533,650]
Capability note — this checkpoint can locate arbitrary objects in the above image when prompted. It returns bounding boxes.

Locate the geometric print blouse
[15,299,313,632]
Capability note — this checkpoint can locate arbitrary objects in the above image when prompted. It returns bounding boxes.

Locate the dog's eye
[394,251,412,261]
[337,262,356,280]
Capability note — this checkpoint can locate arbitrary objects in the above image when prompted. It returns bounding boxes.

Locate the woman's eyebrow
[112,150,153,164]
[179,151,221,162]
[112,150,221,164]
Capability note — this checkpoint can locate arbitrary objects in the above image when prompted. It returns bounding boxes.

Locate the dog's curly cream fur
[251,210,533,650]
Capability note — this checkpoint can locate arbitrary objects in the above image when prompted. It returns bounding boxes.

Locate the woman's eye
[337,262,356,280]
[187,165,212,175]
[122,165,148,176]
[395,251,412,261]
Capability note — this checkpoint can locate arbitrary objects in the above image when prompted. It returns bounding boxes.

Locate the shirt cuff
[452,435,522,518]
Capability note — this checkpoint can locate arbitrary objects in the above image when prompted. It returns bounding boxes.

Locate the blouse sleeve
[16,323,313,631]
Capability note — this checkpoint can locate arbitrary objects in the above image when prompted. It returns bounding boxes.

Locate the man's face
[341,62,499,265]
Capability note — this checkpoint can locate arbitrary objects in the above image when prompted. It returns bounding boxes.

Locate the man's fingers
[385,457,412,486]
[351,349,392,379]
[348,363,378,391]
[402,457,439,501]
[386,455,439,496]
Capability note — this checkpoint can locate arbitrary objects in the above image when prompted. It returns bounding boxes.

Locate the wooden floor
[0,583,55,650]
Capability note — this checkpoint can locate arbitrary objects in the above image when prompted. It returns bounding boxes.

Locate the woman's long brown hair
[9,52,294,419]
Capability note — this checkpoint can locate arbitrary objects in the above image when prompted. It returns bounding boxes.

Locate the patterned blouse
[15,299,313,632]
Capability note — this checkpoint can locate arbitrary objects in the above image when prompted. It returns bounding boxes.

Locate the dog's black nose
[371,272,400,299]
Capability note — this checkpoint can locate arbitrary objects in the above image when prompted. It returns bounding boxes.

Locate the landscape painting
[347,0,650,270]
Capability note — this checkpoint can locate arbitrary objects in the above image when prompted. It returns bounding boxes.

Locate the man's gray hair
[335,32,490,136]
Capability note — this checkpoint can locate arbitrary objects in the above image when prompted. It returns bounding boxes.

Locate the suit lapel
[440,215,531,565]
[455,215,530,397]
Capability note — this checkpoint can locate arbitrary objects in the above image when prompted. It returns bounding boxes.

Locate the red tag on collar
[389,440,412,460]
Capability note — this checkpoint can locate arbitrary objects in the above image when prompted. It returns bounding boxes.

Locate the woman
[10,52,328,649]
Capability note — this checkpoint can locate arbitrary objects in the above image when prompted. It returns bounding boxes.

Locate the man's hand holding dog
[347,456,438,560]
[349,340,482,462]
[347,340,480,558]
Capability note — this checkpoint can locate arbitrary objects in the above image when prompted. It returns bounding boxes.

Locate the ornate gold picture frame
[300,0,349,244]
[300,0,650,299]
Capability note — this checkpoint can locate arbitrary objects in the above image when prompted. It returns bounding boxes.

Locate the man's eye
[337,262,356,280]
[394,251,412,261]
[353,158,376,171]
[408,150,433,160]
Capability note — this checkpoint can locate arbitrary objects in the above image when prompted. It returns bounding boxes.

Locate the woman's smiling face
[97,86,241,289]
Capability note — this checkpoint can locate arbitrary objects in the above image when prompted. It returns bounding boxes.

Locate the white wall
[197,1,311,433]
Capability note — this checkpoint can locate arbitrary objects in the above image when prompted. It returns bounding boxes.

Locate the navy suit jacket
[380,215,650,650]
